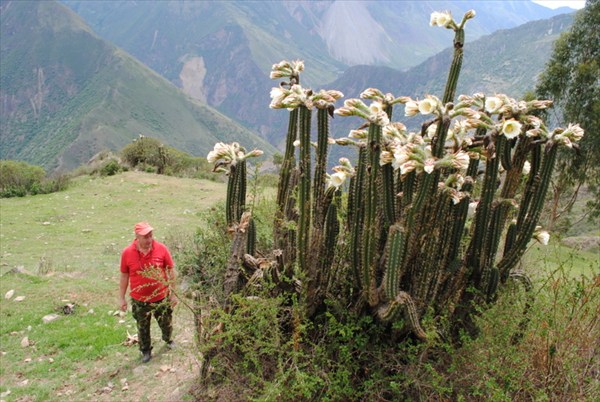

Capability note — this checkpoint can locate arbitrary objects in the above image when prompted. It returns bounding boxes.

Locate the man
[119,221,178,363]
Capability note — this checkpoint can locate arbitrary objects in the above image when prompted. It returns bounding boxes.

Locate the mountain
[61,0,572,145]
[324,12,575,139]
[0,0,275,171]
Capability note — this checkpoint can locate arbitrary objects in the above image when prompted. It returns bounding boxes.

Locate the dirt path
[92,304,202,402]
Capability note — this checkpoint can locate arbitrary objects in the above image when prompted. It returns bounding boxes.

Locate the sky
[531,0,586,9]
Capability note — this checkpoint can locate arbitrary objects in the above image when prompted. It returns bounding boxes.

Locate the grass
[523,242,599,279]
[0,171,226,401]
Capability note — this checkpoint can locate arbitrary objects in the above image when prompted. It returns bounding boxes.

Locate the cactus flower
[404,101,419,117]
[533,228,550,245]
[418,96,441,115]
[380,151,394,166]
[349,129,367,139]
[430,11,453,28]
[451,151,471,171]
[468,201,479,218]
[523,161,531,175]
[207,142,237,164]
[502,119,522,139]
[400,160,419,175]
[485,96,503,113]
[327,171,347,189]
[423,159,435,174]
[392,145,411,170]
[361,88,385,100]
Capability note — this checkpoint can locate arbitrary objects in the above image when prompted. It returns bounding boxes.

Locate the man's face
[136,231,153,250]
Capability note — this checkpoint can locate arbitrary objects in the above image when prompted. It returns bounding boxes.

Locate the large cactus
[206,10,584,340]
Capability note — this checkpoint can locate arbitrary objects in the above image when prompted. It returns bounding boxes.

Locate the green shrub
[120,135,215,178]
[0,160,45,194]
[0,160,70,197]
[99,159,122,176]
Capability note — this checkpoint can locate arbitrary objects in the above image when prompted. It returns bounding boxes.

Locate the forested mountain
[0,0,275,171]
[62,0,575,146]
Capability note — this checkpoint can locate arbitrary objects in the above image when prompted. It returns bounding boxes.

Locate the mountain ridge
[0,0,275,171]
[61,0,576,144]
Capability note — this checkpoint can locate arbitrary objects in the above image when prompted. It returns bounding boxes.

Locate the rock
[20,337,30,347]
[13,296,25,302]
[4,289,14,299]
[5,266,32,276]
[42,314,60,324]
[62,303,75,315]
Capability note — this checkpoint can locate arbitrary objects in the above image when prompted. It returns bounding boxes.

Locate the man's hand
[169,293,178,307]
[120,297,128,312]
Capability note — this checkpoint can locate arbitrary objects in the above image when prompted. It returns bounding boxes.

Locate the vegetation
[0,171,227,401]
[0,167,596,401]
[120,135,216,179]
[196,9,597,401]
[0,160,70,198]
[536,0,600,222]
[0,0,275,172]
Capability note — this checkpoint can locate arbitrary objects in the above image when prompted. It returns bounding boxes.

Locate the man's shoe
[141,351,152,363]
[166,340,176,350]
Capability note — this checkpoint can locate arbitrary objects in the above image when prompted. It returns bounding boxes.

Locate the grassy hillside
[0,171,597,400]
[0,172,225,275]
[0,171,227,400]
[0,0,275,172]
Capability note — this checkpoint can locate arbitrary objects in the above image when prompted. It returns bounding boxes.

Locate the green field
[0,172,226,401]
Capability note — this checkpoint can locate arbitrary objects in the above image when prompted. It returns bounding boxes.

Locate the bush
[120,135,215,179]
[0,160,70,198]
[99,159,122,176]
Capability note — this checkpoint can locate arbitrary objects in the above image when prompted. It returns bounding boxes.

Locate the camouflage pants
[131,297,173,353]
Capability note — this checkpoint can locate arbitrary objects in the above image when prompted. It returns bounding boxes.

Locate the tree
[536,0,600,222]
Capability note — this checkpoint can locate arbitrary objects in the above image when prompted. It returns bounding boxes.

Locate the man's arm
[167,267,178,307]
[119,272,129,311]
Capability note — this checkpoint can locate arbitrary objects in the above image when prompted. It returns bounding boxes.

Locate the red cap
[134,222,154,236]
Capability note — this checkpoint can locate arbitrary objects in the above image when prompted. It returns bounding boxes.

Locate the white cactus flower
[327,171,347,189]
[430,11,453,28]
[502,119,522,139]
[485,96,503,113]
[418,96,440,115]
[522,161,531,175]
[533,228,550,246]
[404,101,419,117]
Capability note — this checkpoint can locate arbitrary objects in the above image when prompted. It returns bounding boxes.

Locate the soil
[91,305,202,402]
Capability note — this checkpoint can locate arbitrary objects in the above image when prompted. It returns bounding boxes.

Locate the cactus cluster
[207,10,584,338]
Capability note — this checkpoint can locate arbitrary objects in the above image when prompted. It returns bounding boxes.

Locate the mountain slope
[325,12,575,137]
[61,0,572,144]
[0,0,275,171]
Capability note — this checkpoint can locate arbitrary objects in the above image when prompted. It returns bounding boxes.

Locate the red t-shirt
[120,239,174,302]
